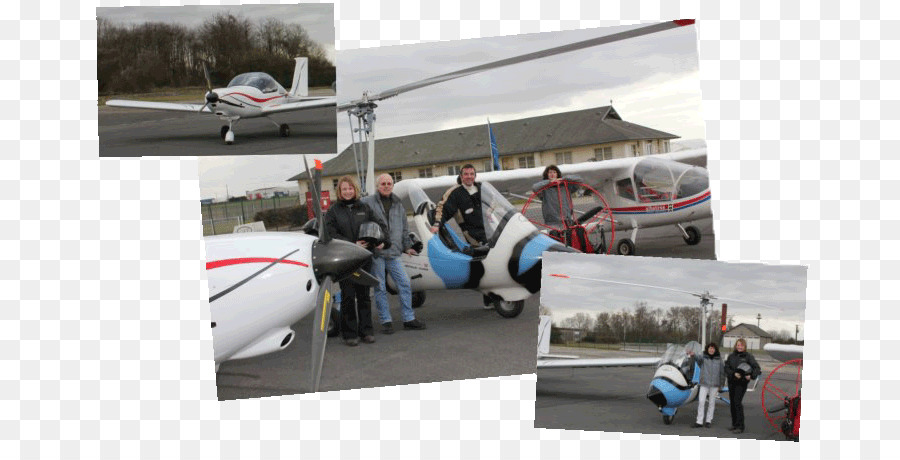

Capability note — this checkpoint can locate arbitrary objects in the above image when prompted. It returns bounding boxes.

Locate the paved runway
[215,289,540,400]
[611,216,716,260]
[98,93,336,157]
[535,347,795,441]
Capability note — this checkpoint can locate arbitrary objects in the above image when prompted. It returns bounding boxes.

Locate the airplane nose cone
[647,384,668,408]
[311,239,372,281]
[206,91,219,104]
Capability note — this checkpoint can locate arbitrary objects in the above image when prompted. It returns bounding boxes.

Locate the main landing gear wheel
[412,291,426,309]
[220,126,229,139]
[683,225,701,246]
[616,238,635,256]
[662,415,674,425]
[279,123,290,137]
[493,299,525,318]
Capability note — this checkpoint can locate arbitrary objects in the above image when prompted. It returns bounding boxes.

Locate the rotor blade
[711,294,780,311]
[549,274,699,297]
[310,275,335,392]
[347,268,379,286]
[339,20,694,110]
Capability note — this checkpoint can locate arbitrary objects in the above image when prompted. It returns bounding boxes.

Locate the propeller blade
[347,268,379,286]
[338,20,695,111]
[303,156,329,243]
[310,275,335,392]
[202,61,213,93]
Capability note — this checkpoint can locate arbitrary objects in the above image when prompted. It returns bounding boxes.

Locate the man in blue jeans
[362,174,426,334]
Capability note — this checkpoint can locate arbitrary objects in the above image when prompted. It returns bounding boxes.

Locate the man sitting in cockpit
[430,164,488,248]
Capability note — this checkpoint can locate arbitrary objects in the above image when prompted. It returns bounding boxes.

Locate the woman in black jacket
[724,338,761,433]
[324,176,388,346]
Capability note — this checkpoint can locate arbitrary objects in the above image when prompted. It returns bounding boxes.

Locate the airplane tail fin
[289,57,309,97]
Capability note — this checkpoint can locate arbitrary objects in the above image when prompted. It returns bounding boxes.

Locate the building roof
[724,323,773,338]
[288,106,677,180]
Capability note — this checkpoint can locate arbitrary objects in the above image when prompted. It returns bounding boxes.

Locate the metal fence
[201,196,303,236]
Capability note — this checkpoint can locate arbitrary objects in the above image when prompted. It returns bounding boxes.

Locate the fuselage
[205,232,319,364]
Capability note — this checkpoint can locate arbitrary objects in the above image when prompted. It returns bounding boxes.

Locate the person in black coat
[324,176,388,346]
[724,338,762,433]
[429,164,487,245]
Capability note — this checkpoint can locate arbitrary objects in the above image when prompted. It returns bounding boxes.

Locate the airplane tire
[616,239,635,256]
[493,299,525,318]
[220,126,229,139]
[279,124,290,137]
[412,291,426,309]
[683,226,701,246]
[663,415,673,425]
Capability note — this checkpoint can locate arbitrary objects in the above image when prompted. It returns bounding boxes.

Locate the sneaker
[361,335,376,344]
[343,337,359,347]
[704,422,711,428]
[381,322,394,335]
[692,423,702,428]
[403,319,427,330]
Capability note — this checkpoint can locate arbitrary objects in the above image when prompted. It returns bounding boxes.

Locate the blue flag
[488,120,501,171]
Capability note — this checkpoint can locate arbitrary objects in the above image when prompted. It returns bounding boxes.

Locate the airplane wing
[763,343,803,362]
[262,97,336,115]
[106,99,211,113]
[537,357,660,369]
[392,149,706,204]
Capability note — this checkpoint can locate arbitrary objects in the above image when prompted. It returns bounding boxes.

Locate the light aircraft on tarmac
[205,159,375,392]
[106,57,336,144]
[517,149,711,256]
[536,274,800,427]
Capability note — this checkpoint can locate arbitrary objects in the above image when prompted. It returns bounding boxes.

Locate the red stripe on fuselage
[612,190,711,213]
[206,257,308,270]
[221,92,286,103]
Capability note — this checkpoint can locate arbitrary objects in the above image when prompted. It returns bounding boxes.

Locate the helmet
[408,232,423,253]
[736,362,753,378]
[358,221,385,247]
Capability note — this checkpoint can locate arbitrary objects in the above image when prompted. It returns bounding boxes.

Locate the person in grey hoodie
[531,165,584,228]
[362,174,426,334]
[692,342,727,428]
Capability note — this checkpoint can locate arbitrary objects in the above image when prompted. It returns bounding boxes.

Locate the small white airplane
[446,149,711,256]
[106,57,335,144]
[206,159,375,392]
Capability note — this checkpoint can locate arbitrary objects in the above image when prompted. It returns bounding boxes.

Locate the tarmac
[98,89,336,157]
[535,346,799,441]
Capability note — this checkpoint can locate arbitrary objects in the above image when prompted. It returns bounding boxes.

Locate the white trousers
[696,385,719,424]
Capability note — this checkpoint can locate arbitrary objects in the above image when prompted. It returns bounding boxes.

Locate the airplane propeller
[200,61,219,113]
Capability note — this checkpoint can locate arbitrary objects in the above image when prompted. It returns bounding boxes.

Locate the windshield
[480,181,519,243]
[632,157,709,202]
[227,72,283,93]
[658,341,702,369]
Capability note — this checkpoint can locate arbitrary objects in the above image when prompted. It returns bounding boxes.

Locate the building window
[517,155,535,169]
[483,160,493,172]
[389,171,402,183]
[555,151,573,164]
[631,144,639,157]
[594,146,612,161]
[447,165,462,176]
[332,179,339,190]
[418,167,433,178]
[662,140,670,153]
[644,141,653,156]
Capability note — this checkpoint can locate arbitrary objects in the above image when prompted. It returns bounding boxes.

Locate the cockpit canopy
[615,157,709,203]
[227,72,284,94]
[658,341,702,370]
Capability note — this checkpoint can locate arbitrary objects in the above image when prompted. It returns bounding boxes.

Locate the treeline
[554,302,725,345]
[98,14,335,95]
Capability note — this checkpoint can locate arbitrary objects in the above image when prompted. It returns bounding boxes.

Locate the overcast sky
[337,21,703,154]
[542,253,808,340]
[97,4,335,62]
